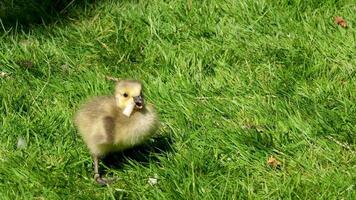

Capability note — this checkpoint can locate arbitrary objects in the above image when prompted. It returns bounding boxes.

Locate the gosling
[74,80,159,185]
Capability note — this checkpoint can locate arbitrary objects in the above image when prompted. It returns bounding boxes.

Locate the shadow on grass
[101,135,174,172]
[0,0,97,31]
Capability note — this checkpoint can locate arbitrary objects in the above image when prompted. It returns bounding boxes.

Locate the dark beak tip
[134,96,143,104]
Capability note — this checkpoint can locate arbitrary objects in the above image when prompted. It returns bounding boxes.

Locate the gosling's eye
[123,93,128,97]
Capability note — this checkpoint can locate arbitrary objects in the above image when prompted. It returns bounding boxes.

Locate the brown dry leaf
[106,76,119,82]
[267,156,281,168]
[335,16,347,28]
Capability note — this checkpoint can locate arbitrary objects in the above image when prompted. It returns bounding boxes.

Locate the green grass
[1,0,355,199]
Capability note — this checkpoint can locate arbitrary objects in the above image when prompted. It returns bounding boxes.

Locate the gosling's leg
[93,155,109,185]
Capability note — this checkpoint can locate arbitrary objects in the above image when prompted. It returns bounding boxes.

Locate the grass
[0,0,355,199]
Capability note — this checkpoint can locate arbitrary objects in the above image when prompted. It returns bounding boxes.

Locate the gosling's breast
[114,106,158,148]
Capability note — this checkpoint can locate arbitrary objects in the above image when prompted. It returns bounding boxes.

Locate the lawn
[0,0,355,199]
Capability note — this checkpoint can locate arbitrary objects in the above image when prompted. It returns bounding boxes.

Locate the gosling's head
[115,80,144,117]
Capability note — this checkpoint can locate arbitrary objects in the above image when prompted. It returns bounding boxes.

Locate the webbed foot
[94,173,115,186]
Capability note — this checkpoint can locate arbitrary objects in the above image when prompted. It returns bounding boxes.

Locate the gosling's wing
[102,116,115,142]
[74,96,116,136]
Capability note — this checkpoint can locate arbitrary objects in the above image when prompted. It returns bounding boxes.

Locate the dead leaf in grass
[267,156,281,168]
[17,60,34,69]
[61,64,70,73]
[106,76,119,82]
[335,16,347,28]
[148,174,159,186]
[0,72,9,78]
[16,137,27,149]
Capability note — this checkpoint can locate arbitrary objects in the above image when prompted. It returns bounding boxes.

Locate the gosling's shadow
[101,135,174,171]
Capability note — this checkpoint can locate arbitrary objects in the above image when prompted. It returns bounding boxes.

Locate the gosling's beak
[133,95,144,109]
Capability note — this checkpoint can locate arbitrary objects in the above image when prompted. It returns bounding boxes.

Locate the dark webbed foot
[94,173,113,186]
[93,156,116,186]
